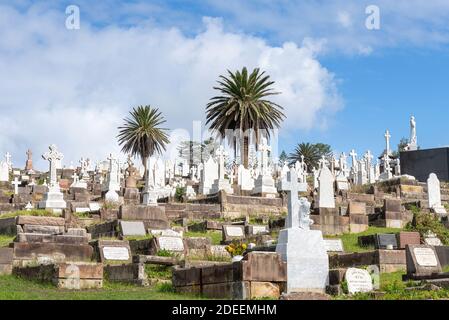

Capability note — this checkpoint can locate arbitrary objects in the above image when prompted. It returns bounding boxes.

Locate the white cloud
[0,5,342,170]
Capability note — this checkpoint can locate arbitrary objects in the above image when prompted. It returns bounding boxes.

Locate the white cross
[280,168,300,229]
[349,149,357,168]
[12,177,20,195]
[215,145,227,179]
[42,144,63,188]
[385,130,391,155]
[319,155,328,169]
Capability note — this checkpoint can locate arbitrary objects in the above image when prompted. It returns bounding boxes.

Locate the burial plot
[345,268,373,294]
[406,245,442,277]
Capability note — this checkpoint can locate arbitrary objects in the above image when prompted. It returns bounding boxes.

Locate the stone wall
[173,252,286,299]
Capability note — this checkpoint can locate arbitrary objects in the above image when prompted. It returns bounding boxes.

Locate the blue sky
[1,0,449,169]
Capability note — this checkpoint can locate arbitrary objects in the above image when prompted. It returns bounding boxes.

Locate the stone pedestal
[276,228,329,293]
[252,175,277,198]
[124,188,140,204]
[211,179,233,194]
[142,190,158,206]
[38,186,67,212]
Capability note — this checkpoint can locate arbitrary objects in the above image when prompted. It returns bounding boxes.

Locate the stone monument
[39,144,67,212]
[276,168,329,293]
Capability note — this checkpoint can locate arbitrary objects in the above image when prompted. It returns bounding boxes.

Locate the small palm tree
[288,143,321,171]
[206,67,285,168]
[117,105,170,176]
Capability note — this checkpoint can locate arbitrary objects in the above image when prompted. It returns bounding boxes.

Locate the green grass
[0,275,203,300]
[0,209,57,219]
[184,231,222,245]
[0,235,14,247]
[145,264,172,280]
[338,270,449,300]
[326,227,403,253]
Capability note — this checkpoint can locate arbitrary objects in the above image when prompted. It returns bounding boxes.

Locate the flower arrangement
[225,241,248,257]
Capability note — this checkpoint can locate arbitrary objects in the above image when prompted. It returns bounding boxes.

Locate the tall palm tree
[288,143,321,171]
[117,105,170,177]
[206,67,285,168]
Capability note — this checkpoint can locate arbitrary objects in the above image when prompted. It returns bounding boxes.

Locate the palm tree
[288,143,321,171]
[117,105,170,177]
[206,67,285,168]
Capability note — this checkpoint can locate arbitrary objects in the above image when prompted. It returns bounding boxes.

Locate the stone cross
[215,145,227,180]
[12,177,20,195]
[259,137,271,175]
[349,149,357,169]
[5,152,12,171]
[71,172,79,183]
[42,144,63,188]
[384,130,391,156]
[319,155,328,169]
[280,168,300,229]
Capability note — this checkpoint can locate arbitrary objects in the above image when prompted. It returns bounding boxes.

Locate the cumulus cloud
[0,4,342,170]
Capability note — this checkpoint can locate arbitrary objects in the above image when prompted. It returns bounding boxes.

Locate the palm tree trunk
[142,156,148,181]
[243,136,249,168]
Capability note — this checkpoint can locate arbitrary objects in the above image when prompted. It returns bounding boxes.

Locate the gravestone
[424,233,443,246]
[38,145,67,212]
[276,168,329,293]
[317,165,335,209]
[398,232,421,249]
[375,234,398,250]
[97,240,132,264]
[246,225,269,236]
[157,236,185,253]
[427,173,447,215]
[406,244,442,277]
[324,239,344,253]
[150,229,183,237]
[119,221,146,237]
[222,225,245,243]
[345,268,373,294]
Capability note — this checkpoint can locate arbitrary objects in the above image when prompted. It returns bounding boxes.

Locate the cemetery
[1,104,449,301]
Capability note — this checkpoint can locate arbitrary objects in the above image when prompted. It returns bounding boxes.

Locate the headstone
[398,232,421,249]
[89,202,101,211]
[119,221,146,237]
[38,145,67,212]
[104,153,120,202]
[157,236,185,252]
[424,232,443,246]
[210,146,233,194]
[406,245,442,276]
[345,268,373,294]
[150,229,183,238]
[324,239,344,253]
[375,234,398,250]
[317,165,335,209]
[98,240,132,263]
[276,169,329,293]
[0,161,9,182]
[252,137,277,197]
[199,157,218,195]
[25,149,33,172]
[222,225,245,242]
[427,173,447,215]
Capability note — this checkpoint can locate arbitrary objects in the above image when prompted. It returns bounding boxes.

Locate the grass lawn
[0,275,204,300]
[326,226,403,253]
[0,235,14,247]
[184,230,222,245]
